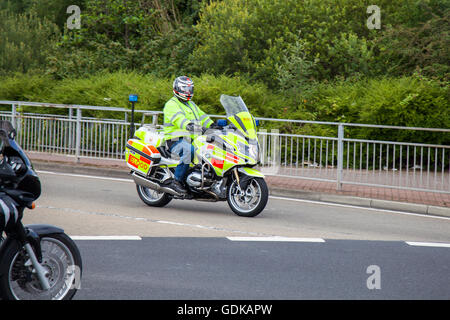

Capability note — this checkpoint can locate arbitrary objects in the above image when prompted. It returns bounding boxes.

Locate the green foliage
[190,0,379,84]
[0,72,307,123]
[305,76,450,144]
[0,73,56,102]
[0,0,448,145]
[276,38,318,92]
[191,0,449,85]
[0,8,60,74]
[374,8,449,80]
[2,72,447,144]
[45,0,201,78]
[29,0,85,30]
[0,0,33,14]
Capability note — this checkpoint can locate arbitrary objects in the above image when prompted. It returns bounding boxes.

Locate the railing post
[259,130,267,166]
[271,129,281,174]
[11,103,16,129]
[337,124,344,190]
[75,108,82,162]
[68,108,73,152]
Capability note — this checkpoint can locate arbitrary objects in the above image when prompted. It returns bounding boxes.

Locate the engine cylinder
[186,171,202,187]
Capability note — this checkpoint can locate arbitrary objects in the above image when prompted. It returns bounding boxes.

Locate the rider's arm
[197,108,213,129]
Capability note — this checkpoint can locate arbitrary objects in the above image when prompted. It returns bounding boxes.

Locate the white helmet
[173,76,194,101]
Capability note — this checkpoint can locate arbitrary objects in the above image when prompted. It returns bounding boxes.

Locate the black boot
[169,179,187,194]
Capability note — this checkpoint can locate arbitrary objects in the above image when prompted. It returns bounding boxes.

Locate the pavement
[27,151,450,218]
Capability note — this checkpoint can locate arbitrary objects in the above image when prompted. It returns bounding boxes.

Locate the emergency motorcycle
[125,94,268,217]
[0,120,82,300]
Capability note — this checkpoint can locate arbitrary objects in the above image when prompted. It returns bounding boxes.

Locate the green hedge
[0,72,448,144]
[0,72,306,121]
[304,76,450,144]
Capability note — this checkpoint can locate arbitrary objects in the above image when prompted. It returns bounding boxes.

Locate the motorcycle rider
[163,76,216,194]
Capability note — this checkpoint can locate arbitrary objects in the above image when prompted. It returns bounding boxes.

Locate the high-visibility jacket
[163,97,213,140]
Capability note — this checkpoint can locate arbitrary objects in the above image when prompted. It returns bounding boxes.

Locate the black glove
[186,122,204,134]
[209,122,221,129]
[185,122,195,132]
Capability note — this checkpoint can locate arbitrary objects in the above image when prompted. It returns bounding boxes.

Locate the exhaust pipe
[131,172,182,197]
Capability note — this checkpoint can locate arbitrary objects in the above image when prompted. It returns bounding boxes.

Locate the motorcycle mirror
[217,119,227,127]
[206,135,215,143]
[0,130,10,148]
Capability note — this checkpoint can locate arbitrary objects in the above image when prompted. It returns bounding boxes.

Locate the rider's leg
[169,139,195,193]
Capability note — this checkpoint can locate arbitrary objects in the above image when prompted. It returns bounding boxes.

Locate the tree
[0,8,60,74]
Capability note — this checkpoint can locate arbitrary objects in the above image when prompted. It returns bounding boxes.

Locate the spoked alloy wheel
[227,177,268,217]
[136,184,172,207]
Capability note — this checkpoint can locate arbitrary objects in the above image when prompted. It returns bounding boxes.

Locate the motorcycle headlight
[236,141,259,162]
[249,143,259,161]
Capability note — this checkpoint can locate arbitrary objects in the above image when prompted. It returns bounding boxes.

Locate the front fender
[25,224,65,236]
[237,167,265,178]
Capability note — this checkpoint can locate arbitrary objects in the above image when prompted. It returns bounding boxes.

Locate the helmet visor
[179,83,194,96]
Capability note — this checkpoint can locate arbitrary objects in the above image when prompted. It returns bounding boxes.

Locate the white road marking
[406,241,450,248]
[36,170,133,183]
[71,235,142,240]
[270,196,450,221]
[227,236,325,242]
[36,170,450,221]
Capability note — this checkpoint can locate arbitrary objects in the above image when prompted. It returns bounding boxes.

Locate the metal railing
[1,100,449,194]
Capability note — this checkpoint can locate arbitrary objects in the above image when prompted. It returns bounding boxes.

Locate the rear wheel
[136,184,172,207]
[227,177,268,217]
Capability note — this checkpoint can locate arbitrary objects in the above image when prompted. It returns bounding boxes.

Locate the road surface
[20,170,450,300]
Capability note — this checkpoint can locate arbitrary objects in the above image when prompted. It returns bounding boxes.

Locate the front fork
[12,220,51,290]
[233,168,253,193]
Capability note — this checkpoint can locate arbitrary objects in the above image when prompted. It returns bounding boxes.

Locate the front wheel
[227,177,268,217]
[0,233,82,300]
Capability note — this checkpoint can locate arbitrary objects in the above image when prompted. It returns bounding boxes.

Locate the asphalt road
[24,171,450,241]
[20,170,450,300]
[73,238,450,300]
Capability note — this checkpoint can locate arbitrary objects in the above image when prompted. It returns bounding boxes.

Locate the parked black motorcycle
[0,120,82,300]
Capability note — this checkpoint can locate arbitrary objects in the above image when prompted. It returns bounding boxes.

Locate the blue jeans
[170,139,195,182]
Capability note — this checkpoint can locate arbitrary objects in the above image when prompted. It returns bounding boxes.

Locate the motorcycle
[125,94,268,217]
[0,120,82,300]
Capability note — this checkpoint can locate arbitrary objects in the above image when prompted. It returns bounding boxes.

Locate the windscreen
[220,95,249,117]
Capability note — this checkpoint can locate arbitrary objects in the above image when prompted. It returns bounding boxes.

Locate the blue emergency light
[128,94,138,102]
[217,119,227,127]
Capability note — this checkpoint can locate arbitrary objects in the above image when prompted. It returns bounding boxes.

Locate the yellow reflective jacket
[163,97,213,140]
